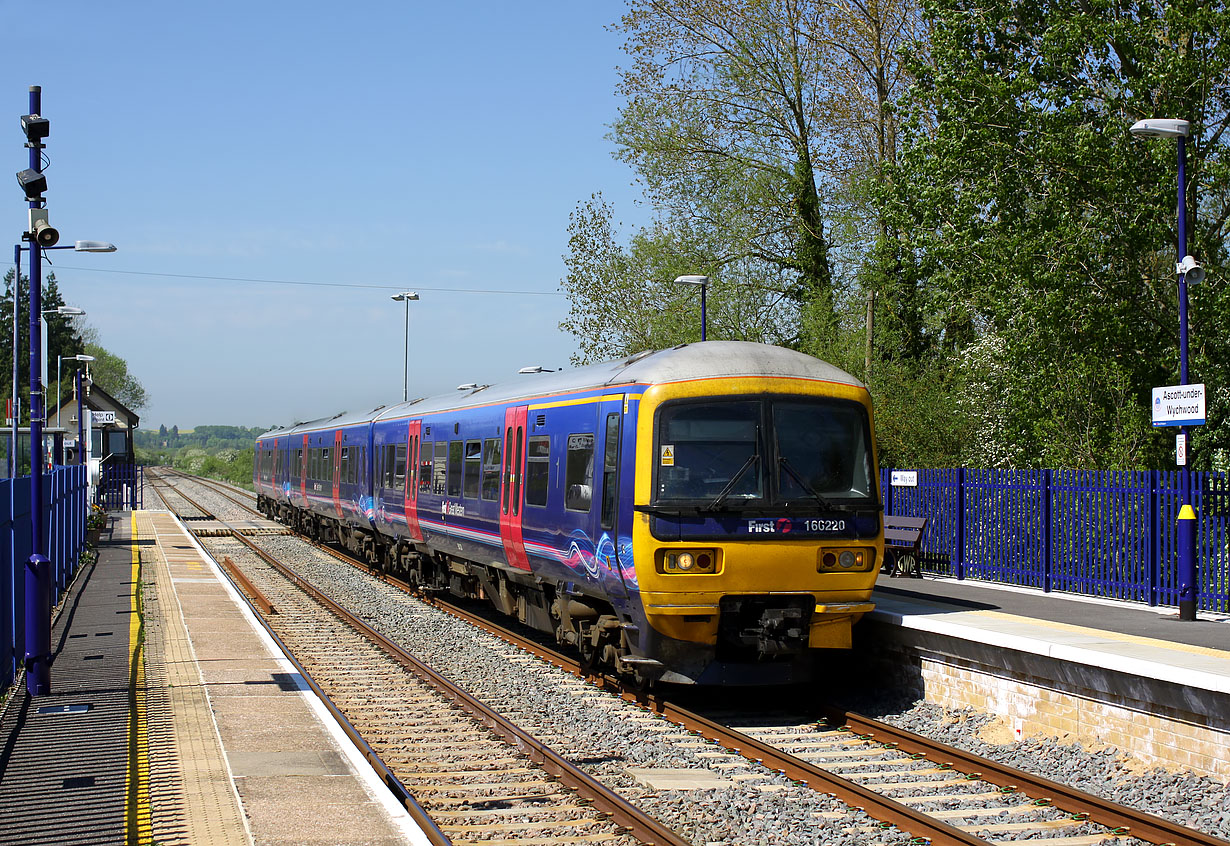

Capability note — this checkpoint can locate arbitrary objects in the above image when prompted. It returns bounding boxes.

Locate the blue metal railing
[2,465,89,692]
[882,468,1230,612]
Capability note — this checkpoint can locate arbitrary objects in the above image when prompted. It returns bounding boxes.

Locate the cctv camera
[1178,255,1205,284]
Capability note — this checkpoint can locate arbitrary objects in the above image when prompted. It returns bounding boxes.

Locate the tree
[84,342,150,411]
[0,270,87,421]
[887,0,1230,469]
[560,193,802,362]
[610,0,923,345]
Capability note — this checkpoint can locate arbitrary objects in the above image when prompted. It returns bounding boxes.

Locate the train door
[498,405,530,571]
[300,434,309,505]
[597,396,630,597]
[332,430,344,518]
[403,420,425,541]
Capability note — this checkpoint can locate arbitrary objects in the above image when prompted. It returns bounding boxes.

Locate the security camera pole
[21,85,52,695]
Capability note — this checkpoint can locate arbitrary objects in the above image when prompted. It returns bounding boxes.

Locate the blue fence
[2,465,89,692]
[882,468,1230,612]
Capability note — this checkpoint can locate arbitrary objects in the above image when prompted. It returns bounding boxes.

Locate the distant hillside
[135,425,267,488]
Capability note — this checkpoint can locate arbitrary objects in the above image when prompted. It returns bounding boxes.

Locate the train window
[772,400,873,501]
[448,441,464,497]
[419,442,432,492]
[564,433,594,512]
[502,428,513,514]
[394,444,407,491]
[601,413,619,529]
[433,441,448,495]
[481,438,501,501]
[463,440,481,499]
[525,435,550,507]
[340,448,349,485]
[513,427,523,515]
[656,400,762,502]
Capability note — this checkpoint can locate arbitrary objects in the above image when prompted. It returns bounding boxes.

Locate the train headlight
[818,547,875,572]
[660,549,718,574]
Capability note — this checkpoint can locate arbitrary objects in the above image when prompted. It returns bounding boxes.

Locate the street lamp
[674,275,709,341]
[1130,116,1201,621]
[56,354,94,428]
[11,242,114,478]
[42,305,86,395]
[390,291,419,402]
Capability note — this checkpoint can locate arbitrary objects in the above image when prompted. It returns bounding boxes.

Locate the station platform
[0,511,426,846]
[865,573,1230,778]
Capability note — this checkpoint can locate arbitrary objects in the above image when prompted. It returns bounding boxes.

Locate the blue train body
[255,342,885,685]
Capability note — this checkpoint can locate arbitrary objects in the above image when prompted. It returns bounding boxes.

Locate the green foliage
[885,0,1230,469]
[137,425,265,489]
[0,271,86,420]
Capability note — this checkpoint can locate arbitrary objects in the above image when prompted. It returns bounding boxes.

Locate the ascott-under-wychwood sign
[1151,383,1206,427]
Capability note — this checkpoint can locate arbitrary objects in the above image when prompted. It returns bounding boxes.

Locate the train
[254,341,884,685]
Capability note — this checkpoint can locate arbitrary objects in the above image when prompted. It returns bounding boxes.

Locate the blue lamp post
[1131,117,1202,621]
[15,85,116,694]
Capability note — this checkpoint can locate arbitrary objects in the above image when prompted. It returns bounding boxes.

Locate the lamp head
[73,240,116,252]
[1130,118,1191,138]
[74,355,96,362]
[1178,255,1205,284]
[674,274,709,287]
[391,291,419,302]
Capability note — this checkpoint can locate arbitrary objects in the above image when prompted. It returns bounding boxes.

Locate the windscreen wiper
[778,456,839,510]
[704,453,760,512]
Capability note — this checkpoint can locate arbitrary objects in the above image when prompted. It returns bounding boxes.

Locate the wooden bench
[882,515,927,578]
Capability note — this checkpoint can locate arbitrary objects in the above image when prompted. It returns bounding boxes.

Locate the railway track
[153,470,1230,846]
[151,471,690,846]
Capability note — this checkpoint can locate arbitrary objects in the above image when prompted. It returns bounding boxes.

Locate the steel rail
[229,532,693,846]
[329,551,1228,846]
[209,536,452,846]
[830,707,1230,846]
[182,474,1228,846]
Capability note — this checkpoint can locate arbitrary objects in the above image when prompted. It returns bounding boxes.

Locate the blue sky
[4,2,648,429]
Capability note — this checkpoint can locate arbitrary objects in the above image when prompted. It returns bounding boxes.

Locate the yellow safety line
[126,514,151,844]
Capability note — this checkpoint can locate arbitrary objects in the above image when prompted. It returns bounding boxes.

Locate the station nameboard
[1151,384,1205,427]
[91,410,117,425]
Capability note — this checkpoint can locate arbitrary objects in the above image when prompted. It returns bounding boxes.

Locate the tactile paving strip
[135,512,250,845]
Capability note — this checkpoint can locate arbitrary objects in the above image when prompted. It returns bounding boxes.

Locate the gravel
[181,484,1229,845]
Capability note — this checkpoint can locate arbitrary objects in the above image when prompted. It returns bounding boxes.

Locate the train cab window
[525,436,550,507]
[463,440,481,498]
[419,444,433,492]
[433,441,448,494]
[447,441,464,497]
[393,444,407,491]
[564,433,594,512]
[656,400,762,502]
[601,413,619,529]
[481,438,501,501]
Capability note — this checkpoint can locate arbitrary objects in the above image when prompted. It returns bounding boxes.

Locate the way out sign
[1152,383,1205,427]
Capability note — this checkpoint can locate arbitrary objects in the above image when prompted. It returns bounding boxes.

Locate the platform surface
[871,573,1230,694]
[0,511,426,846]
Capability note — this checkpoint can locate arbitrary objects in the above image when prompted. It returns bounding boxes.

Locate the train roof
[257,342,862,439]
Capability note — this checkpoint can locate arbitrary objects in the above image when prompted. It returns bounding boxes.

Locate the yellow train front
[619,342,882,685]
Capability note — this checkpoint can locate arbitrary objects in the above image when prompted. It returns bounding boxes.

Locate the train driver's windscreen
[655,397,874,508]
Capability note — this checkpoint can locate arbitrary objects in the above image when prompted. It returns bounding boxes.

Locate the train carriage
[257,342,883,685]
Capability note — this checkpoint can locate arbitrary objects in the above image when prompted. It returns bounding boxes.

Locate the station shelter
[48,377,141,508]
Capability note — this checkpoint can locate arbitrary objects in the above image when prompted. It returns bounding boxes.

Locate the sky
[3,2,649,430]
